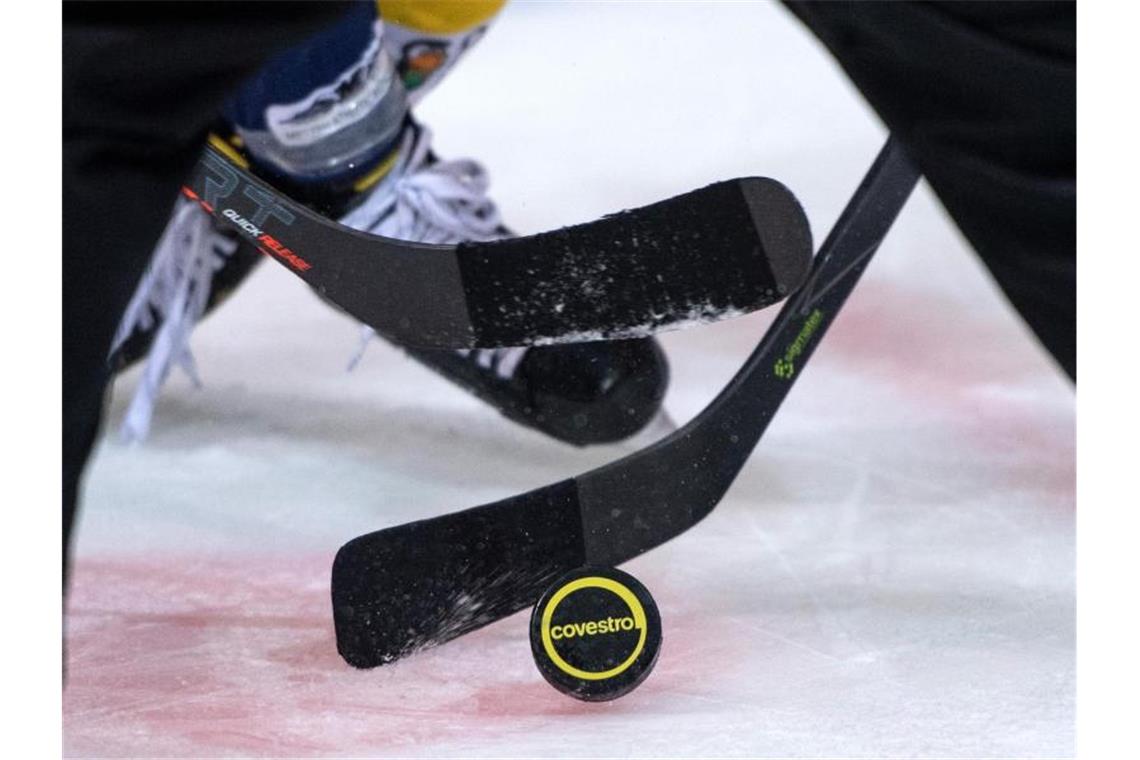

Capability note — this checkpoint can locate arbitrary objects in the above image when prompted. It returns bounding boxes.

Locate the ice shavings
[355,562,565,665]
[527,303,753,346]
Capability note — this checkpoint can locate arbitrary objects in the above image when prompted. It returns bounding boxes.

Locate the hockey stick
[331,137,921,668]
[186,143,812,349]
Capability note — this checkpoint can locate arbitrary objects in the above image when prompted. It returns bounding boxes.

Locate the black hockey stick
[331,138,921,668]
[185,143,812,349]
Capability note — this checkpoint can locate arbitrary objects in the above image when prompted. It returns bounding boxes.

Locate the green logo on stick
[774,309,824,379]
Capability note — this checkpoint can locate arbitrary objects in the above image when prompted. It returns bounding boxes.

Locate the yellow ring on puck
[540,576,647,681]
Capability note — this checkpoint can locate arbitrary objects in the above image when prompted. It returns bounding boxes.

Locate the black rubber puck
[529,566,662,702]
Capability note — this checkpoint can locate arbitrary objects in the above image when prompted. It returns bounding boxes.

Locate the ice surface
[65,2,1074,757]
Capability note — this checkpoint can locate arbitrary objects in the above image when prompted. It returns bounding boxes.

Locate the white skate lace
[340,125,528,381]
[110,198,237,443]
[113,124,525,443]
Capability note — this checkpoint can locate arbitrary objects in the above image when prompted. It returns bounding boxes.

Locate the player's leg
[785,1,1076,379]
[113,1,670,446]
[63,2,357,585]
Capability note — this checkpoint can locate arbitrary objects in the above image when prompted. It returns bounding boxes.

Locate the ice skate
[112,121,670,445]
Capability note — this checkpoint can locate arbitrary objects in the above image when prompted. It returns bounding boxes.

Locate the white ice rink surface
[64,3,1075,757]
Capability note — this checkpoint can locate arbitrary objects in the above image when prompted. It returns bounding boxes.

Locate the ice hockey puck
[529,566,662,701]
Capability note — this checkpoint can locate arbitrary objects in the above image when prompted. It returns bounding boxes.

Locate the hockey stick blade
[185,145,812,349]
[331,138,921,668]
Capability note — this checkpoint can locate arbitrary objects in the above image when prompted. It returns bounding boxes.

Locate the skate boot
[112,122,669,446]
[334,121,669,444]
